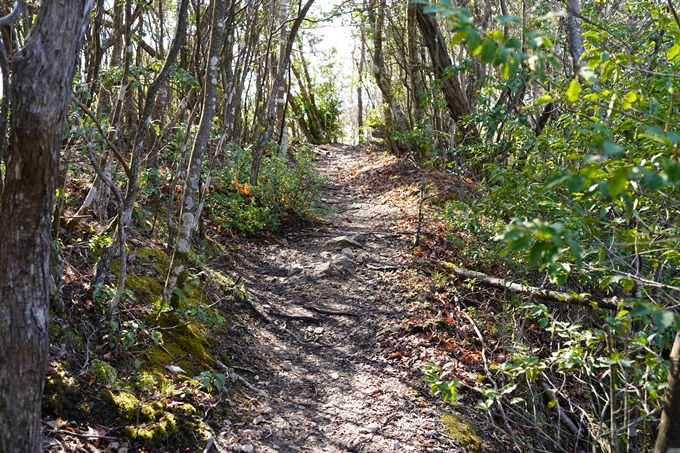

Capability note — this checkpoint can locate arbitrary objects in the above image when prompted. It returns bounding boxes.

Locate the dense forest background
[0,0,679,451]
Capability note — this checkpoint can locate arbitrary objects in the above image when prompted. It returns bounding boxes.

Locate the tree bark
[0,0,94,450]
[655,332,680,452]
[566,0,584,72]
[414,4,471,122]
[448,265,619,310]
[165,0,227,302]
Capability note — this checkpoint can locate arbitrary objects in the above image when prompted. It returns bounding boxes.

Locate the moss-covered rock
[173,322,216,367]
[135,247,169,275]
[102,390,141,421]
[90,360,118,386]
[125,413,177,445]
[125,275,163,304]
[441,414,482,452]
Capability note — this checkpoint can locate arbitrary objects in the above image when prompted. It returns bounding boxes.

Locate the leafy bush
[206,144,327,236]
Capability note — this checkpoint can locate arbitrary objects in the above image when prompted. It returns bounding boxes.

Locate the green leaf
[467,30,481,54]
[450,31,467,47]
[566,79,581,103]
[668,43,680,60]
[567,174,585,192]
[653,310,676,331]
[508,234,533,251]
[664,159,680,183]
[505,37,521,49]
[603,141,625,155]
[622,91,638,109]
[630,301,654,317]
[608,168,629,198]
[529,241,551,263]
[535,94,553,106]
[481,40,497,64]
[641,168,667,190]
[620,277,635,292]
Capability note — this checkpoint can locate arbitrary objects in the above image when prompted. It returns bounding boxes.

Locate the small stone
[425,430,439,437]
[241,445,254,453]
[391,441,401,450]
[262,406,273,414]
[253,415,263,425]
[313,327,324,334]
[314,261,334,277]
[281,361,293,371]
[360,423,380,433]
[292,379,304,385]
[288,264,304,276]
[330,372,339,380]
[341,247,354,258]
[324,236,362,249]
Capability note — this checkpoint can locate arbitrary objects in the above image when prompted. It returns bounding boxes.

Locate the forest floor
[43,143,519,453]
[207,144,505,453]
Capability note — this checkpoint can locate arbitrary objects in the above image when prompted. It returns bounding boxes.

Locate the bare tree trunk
[165,0,227,302]
[655,332,680,452]
[0,0,94,451]
[414,4,471,122]
[566,0,584,72]
[249,0,315,186]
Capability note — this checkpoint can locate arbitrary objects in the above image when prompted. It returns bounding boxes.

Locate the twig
[540,380,580,436]
[202,432,214,453]
[284,327,309,346]
[87,147,126,319]
[216,360,268,398]
[42,424,117,441]
[72,96,131,178]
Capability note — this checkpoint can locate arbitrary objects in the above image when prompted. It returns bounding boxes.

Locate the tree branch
[449,265,619,310]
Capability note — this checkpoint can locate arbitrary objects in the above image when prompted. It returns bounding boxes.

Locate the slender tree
[0,0,95,450]
[165,0,227,302]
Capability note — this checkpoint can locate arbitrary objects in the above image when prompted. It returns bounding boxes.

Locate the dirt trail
[216,144,468,453]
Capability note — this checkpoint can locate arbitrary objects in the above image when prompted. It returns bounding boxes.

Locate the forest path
[214,144,469,453]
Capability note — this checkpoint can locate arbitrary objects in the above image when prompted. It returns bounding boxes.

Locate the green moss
[441,414,482,452]
[102,390,140,421]
[141,400,166,422]
[145,347,174,371]
[173,403,197,416]
[125,276,163,304]
[125,413,177,445]
[44,362,80,413]
[173,322,216,367]
[90,360,118,386]
[135,247,169,275]
[56,330,85,350]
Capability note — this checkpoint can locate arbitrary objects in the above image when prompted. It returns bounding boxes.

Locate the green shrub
[206,144,327,235]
